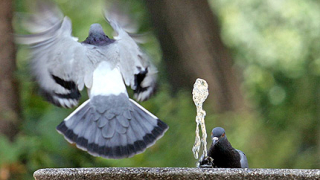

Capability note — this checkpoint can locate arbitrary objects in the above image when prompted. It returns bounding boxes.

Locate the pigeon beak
[212,137,219,145]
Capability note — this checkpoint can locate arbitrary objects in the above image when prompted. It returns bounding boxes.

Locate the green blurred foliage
[209,0,320,168]
[3,0,320,179]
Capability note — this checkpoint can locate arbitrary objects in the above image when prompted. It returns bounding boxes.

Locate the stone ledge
[33,167,320,180]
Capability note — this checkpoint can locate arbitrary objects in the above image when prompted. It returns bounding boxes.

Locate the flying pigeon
[16,0,168,159]
[198,127,248,168]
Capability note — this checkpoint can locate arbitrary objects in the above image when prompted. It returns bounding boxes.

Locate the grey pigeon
[199,127,248,168]
[16,0,168,159]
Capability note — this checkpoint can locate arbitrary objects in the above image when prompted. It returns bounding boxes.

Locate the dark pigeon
[199,127,248,168]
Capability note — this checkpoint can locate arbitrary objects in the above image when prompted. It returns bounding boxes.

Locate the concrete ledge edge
[34,167,320,180]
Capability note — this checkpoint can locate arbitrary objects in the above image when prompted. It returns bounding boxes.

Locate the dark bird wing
[16,1,98,108]
[236,149,249,168]
[104,3,157,101]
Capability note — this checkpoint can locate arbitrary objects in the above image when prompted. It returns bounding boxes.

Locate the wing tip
[39,88,80,108]
[134,83,158,102]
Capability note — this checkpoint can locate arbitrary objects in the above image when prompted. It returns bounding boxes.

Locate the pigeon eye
[221,133,225,137]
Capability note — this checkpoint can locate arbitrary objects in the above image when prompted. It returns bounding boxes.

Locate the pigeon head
[89,24,105,35]
[211,127,227,145]
[83,23,114,45]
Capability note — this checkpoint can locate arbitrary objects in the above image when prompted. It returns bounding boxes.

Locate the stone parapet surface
[34,167,320,180]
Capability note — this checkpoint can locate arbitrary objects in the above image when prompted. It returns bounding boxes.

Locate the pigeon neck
[208,138,242,168]
[82,33,115,46]
[215,138,234,152]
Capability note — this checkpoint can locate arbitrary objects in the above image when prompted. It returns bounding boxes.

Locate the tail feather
[56,95,168,159]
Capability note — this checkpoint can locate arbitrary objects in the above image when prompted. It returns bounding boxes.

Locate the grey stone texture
[34,167,320,180]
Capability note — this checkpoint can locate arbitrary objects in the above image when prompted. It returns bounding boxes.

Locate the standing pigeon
[16,0,168,159]
[199,127,248,168]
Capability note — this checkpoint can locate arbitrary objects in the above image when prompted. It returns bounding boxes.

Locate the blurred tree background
[1,0,320,179]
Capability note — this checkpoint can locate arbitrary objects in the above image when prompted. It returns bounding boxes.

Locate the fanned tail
[57,94,168,159]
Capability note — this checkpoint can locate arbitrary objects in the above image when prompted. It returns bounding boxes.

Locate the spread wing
[16,1,98,108]
[104,3,158,101]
